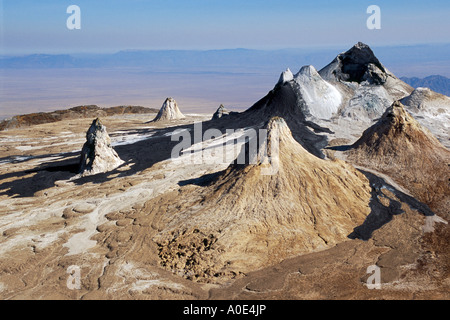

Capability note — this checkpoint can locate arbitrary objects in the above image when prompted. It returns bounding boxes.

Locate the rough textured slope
[0,113,447,299]
[401,87,450,114]
[346,101,450,217]
[153,117,373,281]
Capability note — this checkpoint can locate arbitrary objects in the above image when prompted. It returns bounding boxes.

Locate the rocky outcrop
[78,118,124,176]
[153,98,185,122]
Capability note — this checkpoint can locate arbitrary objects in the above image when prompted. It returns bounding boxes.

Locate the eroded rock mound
[79,118,124,176]
[401,87,450,114]
[153,98,185,122]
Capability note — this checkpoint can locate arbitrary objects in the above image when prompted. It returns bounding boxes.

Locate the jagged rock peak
[346,100,450,217]
[153,97,185,122]
[212,104,230,120]
[278,68,294,84]
[345,42,382,65]
[78,118,124,176]
[368,101,424,136]
[319,42,388,85]
[258,116,293,160]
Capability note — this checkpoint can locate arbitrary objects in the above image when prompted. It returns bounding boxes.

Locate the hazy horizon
[1,44,450,119]
[1,1,450,118]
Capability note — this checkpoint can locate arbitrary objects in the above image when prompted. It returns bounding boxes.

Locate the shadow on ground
[348,170,435,240]
[0,91,330,199]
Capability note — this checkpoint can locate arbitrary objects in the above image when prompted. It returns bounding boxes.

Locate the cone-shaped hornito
[153,98,185,122]
[79,118,124,176]
[346,101,450,216]
[351,101,444,151]
[211,104,230,120]
[154,115,375,280]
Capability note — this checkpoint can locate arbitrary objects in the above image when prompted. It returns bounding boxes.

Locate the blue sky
[1,0,450,54]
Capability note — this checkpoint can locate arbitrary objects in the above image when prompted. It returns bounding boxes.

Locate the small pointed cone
[79,118,124,176]
[153,98,185,122]
[277,68,294,85]
[211,104,230,120]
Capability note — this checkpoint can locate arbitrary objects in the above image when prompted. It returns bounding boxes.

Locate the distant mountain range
[0,49,338,74]
[400,75,450,96]
[1,43,450,77]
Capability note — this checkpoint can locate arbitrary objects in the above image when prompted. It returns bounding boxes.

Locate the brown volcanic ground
[345,101,450,219]
[0,111,448,300]
[0,105,159,131]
